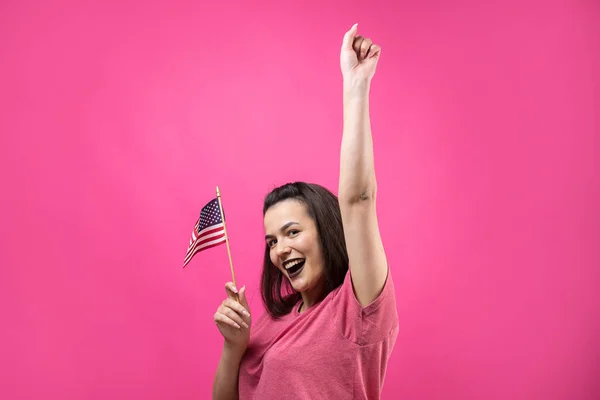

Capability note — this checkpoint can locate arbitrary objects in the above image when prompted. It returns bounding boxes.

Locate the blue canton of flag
[183,198,226,267]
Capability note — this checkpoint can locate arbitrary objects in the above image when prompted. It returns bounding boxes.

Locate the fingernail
[243,310,250,317]
[232,286,238,293]
[234,323,241,329]
[242,322,249,329]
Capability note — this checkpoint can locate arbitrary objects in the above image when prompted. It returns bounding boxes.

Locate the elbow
[338,185,377,206]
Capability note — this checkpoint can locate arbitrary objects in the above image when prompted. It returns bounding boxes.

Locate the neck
[299,279,325,313]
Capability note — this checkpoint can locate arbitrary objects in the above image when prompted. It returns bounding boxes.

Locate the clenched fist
[340,23,382,83]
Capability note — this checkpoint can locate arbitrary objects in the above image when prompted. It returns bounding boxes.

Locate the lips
[284,258,305,278]
[286,260,305,278]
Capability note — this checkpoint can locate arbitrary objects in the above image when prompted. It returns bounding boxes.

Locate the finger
[342,23,359,50]
[224,282,239,300]
[238,285,250,310]
[368,44,381,59]
[214,312,241,329]
[352,36,364,57]
[360,38,373,59]
[221,306,250,328]
[224,297,251,319]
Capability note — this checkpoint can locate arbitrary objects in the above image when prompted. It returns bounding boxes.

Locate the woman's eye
[267,231,298,247]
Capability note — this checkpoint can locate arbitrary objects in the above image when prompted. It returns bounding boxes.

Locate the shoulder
[250,306,296,338]
[334,266,396,312]
[331,266,399,344]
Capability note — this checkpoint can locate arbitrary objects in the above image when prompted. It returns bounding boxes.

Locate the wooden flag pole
[216,186,239,302]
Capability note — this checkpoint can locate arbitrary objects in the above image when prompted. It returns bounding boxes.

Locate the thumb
[238,285,250,309]
[341,23,358,50]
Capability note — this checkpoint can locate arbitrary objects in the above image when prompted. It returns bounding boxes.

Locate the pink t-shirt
[238,268,399,399]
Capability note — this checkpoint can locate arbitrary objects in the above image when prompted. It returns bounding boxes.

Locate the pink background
[1,0,598,399]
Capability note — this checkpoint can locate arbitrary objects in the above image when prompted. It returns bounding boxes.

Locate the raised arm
[338,24,388,306]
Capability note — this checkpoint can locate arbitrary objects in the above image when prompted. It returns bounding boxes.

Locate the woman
[212,24,399,399]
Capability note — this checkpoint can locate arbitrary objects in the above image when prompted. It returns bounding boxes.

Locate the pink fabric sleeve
[333,266,399,345]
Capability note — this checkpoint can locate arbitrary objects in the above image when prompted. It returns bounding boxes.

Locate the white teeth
[285,259,304,269]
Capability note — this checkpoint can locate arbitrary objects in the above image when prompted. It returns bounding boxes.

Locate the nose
[275,240,291,258]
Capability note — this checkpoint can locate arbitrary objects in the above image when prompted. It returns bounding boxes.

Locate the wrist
[343,76,371,93]
[223,341,246,359]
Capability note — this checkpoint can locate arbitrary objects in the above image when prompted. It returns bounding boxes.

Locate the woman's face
[264,199,325,294]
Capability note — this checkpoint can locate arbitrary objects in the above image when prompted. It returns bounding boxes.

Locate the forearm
[212,345,245,400]
[339,78,376,203]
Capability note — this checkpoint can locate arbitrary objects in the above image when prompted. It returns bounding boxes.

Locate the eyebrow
[265,222,300,240]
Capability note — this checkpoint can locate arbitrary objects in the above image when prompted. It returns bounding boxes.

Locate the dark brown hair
[261,182,349,318]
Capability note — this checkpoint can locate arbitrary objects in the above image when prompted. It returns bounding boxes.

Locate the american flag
[183,198,226,267]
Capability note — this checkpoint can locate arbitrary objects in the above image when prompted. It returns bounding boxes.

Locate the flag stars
[184,197,227,267]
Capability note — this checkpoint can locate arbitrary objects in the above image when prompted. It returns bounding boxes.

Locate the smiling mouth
[285,260,305,278]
